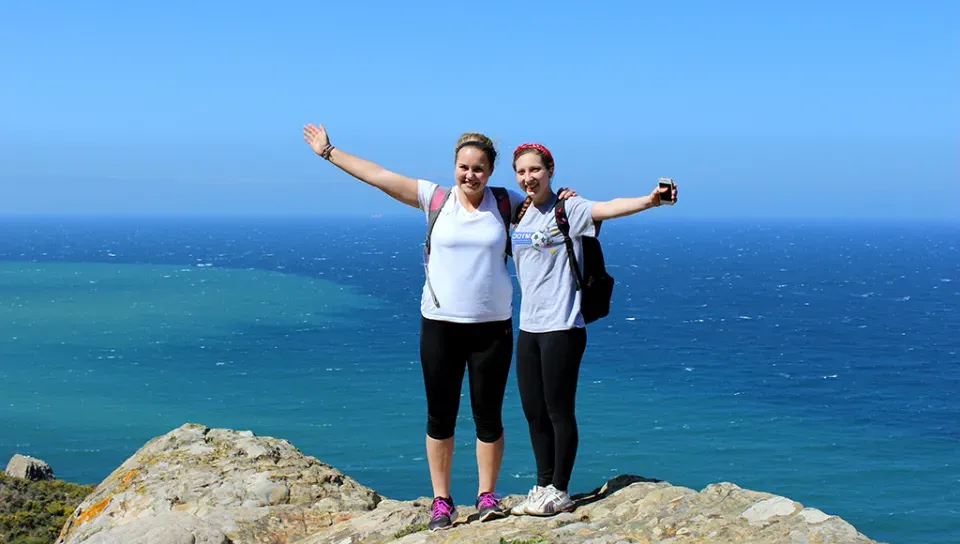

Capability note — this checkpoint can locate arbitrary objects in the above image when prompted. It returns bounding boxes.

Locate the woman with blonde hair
[303,124,523,530]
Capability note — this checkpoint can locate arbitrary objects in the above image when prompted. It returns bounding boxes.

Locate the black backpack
[554,198,615,324]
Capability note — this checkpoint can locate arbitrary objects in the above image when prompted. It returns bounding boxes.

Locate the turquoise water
[0,216,957,544]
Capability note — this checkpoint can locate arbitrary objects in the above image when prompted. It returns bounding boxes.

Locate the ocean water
[0,215,957,544]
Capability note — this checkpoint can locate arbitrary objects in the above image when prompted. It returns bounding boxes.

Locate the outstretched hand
[303,124,331,156]
[651,182,678,206]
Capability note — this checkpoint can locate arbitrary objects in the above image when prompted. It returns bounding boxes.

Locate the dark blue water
[0,215,957,544]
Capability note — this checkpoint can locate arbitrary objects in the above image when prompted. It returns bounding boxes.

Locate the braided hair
[513,196,534,226]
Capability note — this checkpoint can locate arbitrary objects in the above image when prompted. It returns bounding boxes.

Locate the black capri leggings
[516,327,587,492]
[420,316,513,442]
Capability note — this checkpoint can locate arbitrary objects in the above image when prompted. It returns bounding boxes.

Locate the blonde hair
[454,132,498,168]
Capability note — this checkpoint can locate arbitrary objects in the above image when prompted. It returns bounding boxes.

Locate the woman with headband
[507,142,678,516]
[303,124,524,531]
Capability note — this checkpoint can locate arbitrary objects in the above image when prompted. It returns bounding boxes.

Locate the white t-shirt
[417,179,525,323]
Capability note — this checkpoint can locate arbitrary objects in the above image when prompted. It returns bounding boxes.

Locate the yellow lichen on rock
[75,496,110,525]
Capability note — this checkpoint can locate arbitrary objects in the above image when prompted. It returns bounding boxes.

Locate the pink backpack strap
[424,186,453,255]
[429,186,447,211]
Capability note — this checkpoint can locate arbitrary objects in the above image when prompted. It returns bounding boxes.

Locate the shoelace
[431,497,453,519]
[534,487,561,509]
[477,492,500,509]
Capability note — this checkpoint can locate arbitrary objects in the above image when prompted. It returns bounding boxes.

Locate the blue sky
[1,0,956,219]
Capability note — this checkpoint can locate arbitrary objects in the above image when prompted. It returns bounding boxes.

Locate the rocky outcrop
[56,424,380,544]
[57,424,883,544]
[5,453,55,481]
[299,476,881,544]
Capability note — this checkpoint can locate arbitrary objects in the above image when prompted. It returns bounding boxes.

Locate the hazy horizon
[2,1,956,220]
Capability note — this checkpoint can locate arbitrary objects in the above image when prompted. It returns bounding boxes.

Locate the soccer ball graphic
[530,230,549,250]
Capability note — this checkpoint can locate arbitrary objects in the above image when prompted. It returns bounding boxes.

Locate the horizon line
[0,212,956,225]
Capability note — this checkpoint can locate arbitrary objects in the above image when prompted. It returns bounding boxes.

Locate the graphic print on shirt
[512,226,561,253]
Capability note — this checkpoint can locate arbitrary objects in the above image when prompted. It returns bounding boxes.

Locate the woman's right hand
[303,124,331,156]
[300,122,420,208]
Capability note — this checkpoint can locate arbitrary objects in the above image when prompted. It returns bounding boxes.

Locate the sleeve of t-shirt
[416,179,442,220]
[565,196,598,237]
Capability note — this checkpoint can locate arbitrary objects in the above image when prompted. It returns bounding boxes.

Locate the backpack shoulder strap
[554,198,584,290]
[554,195,571,238]
[489,187,512,226]
[556,186,602,236]
[489,187,513,258]
[424,186,453,255]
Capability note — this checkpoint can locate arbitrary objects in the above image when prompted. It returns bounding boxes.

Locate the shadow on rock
[572,474,662,509]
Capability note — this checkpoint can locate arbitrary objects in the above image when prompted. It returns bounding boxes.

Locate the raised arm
[303,123,420,209]
[590,182,678,221]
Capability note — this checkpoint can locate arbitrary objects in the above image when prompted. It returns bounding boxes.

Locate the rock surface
[56,424,380,544]
[57,424,884,543]
[5,453,55,481]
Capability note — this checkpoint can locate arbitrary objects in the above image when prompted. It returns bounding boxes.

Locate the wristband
[320,144,335,160]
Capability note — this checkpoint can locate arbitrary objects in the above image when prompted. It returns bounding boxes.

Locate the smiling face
[455,144,494,198]
[513,149,554,203]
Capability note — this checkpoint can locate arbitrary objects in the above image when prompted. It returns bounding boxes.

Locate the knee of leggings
[475,420,504,443]
[426,417,455,440]
[547,408,577,426]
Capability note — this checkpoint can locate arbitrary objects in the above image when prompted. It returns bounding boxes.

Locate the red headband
[513,142,553,162]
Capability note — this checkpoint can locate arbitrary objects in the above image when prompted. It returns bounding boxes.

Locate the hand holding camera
[654,177,678,206]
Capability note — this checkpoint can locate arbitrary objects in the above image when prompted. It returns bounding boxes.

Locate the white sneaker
[510,485,546,515]
[527,485,575,516]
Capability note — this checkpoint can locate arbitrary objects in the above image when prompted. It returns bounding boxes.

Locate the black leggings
[516,328,587,492]
[420,316,513,443]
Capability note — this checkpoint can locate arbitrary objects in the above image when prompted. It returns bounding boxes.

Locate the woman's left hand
[651,182,678,206]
